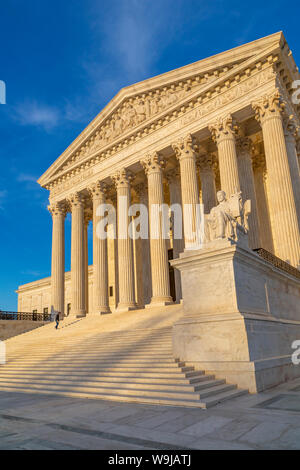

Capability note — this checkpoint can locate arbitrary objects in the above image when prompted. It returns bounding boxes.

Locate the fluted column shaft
[284,120,300,224]
[172,134,201,249]
[197,154,217,214]
[142,154,173,306]
[49,202,66,315]
[253,160,274,253]
[69,193,86,317]
[113,170,137,311]
[167,170,184,302]
[84,217,89,314]
[88,183,111,314]
[236,137,261,249]
[135,184,152,305]
[209,116,240,197]
[253,91,300,267]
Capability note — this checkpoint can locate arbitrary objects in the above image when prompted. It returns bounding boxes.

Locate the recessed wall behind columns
[171,241,300,393]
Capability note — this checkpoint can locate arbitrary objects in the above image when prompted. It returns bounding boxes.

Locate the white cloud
[13,101,60,130]
[0,190,7,210]
[16,173,38,183]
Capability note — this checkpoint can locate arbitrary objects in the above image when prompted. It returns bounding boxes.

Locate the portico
[18,32,300,317]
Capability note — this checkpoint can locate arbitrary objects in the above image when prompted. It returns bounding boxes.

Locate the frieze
[48,64,278,193]
[50,168,94,196]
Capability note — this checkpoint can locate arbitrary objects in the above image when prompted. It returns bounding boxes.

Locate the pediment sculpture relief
[59,66,237,173]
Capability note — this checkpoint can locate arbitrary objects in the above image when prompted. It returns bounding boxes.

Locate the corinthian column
[48,201,66,315]
[252,150,274,252]
[209,115,240,197]
[88,182,111,314]
[172,134,201,249]
[252,90,300,267]
[166,168,184,302]
[142,153,173,306]
[134,183,152,306]
[68,192,86,317]
[196,153,217,214]
[236,136,261,249]
[84,212,89,314]
[283,116,300,223]
[113,169,137,312]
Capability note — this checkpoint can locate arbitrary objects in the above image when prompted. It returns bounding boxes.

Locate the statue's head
[217,190,226,203]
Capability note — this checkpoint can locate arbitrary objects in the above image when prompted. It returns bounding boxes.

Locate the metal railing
[0,311,52,322]
[254,248,300,280]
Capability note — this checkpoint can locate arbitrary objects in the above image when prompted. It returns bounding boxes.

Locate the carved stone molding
[134,182,148,198]
[282,114,299,139]
[45,61,279,190]
[196,153,217,172]
[87,181,108,200]
[236,136,254,157]
[209,115,238,144]
[252,146,267,174]
[172,134,198,160]
[165,167,180,183]
[67,192,85,209]
[112,168,134,189]
[48,201,67,217]
[141,152,165,175]
[252,89,285,125]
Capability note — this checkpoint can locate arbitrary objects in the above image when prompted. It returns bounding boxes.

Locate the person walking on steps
[55,312,60,330]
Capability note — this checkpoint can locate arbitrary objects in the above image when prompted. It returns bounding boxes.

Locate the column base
[89,308,112,315]
[116,303,138,313]
[70,310,86,318]
[146,297,174,308]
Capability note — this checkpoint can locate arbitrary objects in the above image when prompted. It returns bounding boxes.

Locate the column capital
[282,114,299,140]
[171,134,197,160]
[165,167,180,183]
[196,153,217,172]
[141,152,165,175]
[67,191,85,209]
[87,181,108,199]
[48,201,67,217]
[134,182,148,198]
[252,146,267,175]
[112,168,133,189]
[236,136,254,158]
[209,115,238,144]
[252,89,285,125]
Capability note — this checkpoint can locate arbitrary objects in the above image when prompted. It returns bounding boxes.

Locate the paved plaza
[1,377,300,450]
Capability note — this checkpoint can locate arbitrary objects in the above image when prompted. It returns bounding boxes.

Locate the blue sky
[0,0,300,310]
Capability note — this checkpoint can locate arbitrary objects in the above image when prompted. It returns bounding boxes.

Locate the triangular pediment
[38,31,291,188]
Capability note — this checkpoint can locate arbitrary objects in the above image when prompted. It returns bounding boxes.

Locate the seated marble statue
[204,190,251,243]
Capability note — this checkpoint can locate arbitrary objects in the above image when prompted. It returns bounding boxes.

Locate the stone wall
[0,321,48,341]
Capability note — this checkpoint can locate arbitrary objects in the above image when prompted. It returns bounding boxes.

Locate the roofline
[38,31,285,186]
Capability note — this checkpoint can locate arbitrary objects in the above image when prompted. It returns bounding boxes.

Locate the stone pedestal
[171,238,300,393]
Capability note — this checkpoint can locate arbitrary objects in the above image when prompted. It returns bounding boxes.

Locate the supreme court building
[17,32,300,321]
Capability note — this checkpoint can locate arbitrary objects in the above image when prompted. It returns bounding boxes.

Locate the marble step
[0,372,213,384]
[5,359,183,366]
[0,365,195,373]
[0,380,230,400]
[0,369,204,379]
[0,382,246,408]
[0,384,208,408]
[0,376,225,392]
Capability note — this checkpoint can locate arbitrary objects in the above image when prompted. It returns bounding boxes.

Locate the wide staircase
[0,307,247,408]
